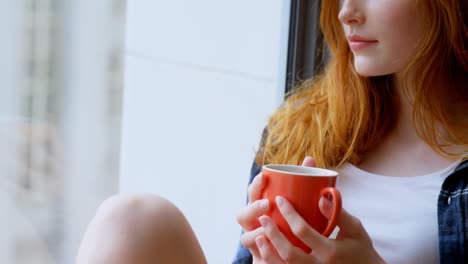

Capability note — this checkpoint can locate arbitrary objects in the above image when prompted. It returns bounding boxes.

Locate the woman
[76,0,467,263]
[234,0,467,263]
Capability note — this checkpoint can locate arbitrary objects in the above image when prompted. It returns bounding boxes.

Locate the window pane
[0,0,126,263]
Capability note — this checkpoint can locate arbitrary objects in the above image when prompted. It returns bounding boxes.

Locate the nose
[338,0,365,26]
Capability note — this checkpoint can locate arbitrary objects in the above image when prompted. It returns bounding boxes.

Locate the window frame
[285,0,326,94]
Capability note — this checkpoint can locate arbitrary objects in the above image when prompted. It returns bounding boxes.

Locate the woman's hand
[236,157,316,262]
[255,196,386,264]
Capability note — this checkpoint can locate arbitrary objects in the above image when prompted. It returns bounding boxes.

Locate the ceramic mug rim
[263,164,338,177]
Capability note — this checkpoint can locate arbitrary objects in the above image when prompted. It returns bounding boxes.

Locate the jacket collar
[454,159,468,173]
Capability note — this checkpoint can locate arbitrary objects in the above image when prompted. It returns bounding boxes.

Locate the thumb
[301,156,316,167]
[335,208,371,240]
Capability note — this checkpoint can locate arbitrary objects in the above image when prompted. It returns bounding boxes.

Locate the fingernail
[276,196,283,207]
[259,199,269,210]
[320,197,333,208]
[258,217,269,227]
[257,173,263,182]
[256,237,264,248]
[322,197,333,205]
[321,196,333,206]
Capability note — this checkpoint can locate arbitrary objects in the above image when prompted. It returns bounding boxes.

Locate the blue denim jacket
[233,160,468,264]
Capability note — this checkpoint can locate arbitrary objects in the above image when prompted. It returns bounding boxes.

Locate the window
[285,0,327,94]
[0,0,126,263]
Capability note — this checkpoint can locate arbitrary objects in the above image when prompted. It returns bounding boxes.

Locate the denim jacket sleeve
[232,128,268,264]
[232,158,262,264]
[438,160,468,264]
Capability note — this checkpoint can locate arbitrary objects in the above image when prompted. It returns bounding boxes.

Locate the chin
[354,62,390,77]
[355,69,383,77]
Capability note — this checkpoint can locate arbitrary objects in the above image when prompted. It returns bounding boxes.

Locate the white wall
[120,1,290,263]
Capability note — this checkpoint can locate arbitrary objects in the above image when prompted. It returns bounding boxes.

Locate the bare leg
[76,194,207,264]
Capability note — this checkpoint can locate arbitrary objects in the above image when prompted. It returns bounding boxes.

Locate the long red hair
[258,0,467,168]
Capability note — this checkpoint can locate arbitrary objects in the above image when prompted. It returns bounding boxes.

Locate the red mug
[261,164,342,253]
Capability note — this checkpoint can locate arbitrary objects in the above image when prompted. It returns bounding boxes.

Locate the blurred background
[1,0,125,263]
[1,0,322,263]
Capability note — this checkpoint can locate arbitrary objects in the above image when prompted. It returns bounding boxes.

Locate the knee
[97,193,183,226]
[77,193,186,263]
[94,193,187,240]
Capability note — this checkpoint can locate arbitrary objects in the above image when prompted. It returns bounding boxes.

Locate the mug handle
[319,187,342,237]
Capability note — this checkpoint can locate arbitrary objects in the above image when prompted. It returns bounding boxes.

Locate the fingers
[248,173,265,203]
[236,199,269,231]
[319,197,334,219]
[255,236,284,264]
[259,216,295,260]
[317,198,373,248]
[240,226,265,257]
[259,216,315,263]
[276,196,329,251]
[301,156,316,167]
[335,208,371,240]
[319,198,371,241]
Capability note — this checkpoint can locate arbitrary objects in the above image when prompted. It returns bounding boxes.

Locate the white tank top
[331,161,460,264]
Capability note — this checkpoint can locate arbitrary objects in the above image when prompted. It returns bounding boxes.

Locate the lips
[347,35,378,51]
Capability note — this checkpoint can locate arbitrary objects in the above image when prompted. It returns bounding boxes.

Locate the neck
[357,73,463,176]
[388,73,422,144]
